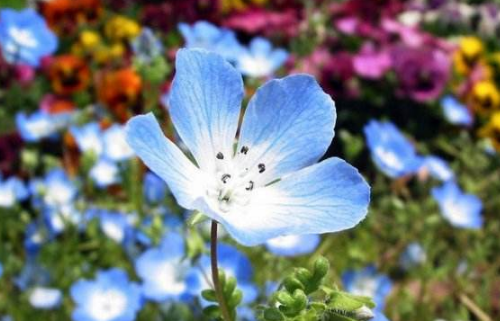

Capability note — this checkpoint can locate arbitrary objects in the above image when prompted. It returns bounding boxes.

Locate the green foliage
[202,269,243,321]
[261,257,375,321]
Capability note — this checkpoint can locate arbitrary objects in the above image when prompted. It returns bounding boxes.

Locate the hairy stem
[210,221,232,321]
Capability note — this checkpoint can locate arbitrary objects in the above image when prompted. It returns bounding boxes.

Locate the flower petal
[168,48,244,172]
[125,113,205,209]
[237,74,336,185]
[218,157,370,246]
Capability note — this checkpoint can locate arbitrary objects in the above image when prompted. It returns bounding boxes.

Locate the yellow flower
[453,36,484,75]
[479,112,500,151]
[220,0,267,13]
[72,30,102,56]
[93,43,125,64]
[469,81,500,115]
[105,16,141,42]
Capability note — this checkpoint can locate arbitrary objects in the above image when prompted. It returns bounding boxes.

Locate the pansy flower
[479,112,500,151]
[0,8,57,67]
[364,120,423,178]
[70,268,141,321]
[469,80,500,115]
[135,232,190,302]
[48,54,90,96]
[431,181,483,229]
[236,37,288,78]
[440,95,473,126]
[178,21,243,61]
[126,49,370,246]
[265,234,320,257]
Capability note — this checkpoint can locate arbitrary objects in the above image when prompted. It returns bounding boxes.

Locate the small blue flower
[98,210,133,244]
[24,223,47,256]
[0,176,28,208]
[342,266,392,311]
[135,232,189,302]
[364,120,423,178]
[431,181,483,229]
[420,155,455,182]
[0,8,58,67]
[16,111,74,143]
[399,242,426,269]
[441,95,473,126]
[236,37,288,78]
[102,124,134,162]
[131,27,163,64]
[29,287,62,310]
[90,158,120,188]
[70,268,142,321]
[178,21,243,61]
[125,49,370,246]
[70,122,103,156]
[143,172,168,204]
[43,204,82,235]
[38,168,78,207]
[265,234,320,257]
[186,244,258,305]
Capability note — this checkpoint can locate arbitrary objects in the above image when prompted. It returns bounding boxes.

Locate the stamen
[245,181,254,191]
[258,163,266,173]
[216,152,224,160]
[221,174,231,184]
[240,146,249,154]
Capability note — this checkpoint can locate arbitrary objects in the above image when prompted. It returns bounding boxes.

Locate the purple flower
[391,45,450,102]
[353,43,391,79]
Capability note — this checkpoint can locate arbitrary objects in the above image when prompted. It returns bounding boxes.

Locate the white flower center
[88,289,128,321]
[154,262,186,295]
[352,276,378,298]
[9,27,38,48]
[444,200,468,224]
[206,146,266,213]
[374,146,404,171]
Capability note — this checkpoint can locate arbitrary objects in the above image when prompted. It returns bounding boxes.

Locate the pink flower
[353,44,391,79]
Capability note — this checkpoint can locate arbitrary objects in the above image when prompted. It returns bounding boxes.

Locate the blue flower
[70,122,103,156]
[431,181,483,229]
[0,176,28,208]
[0,262,3,279]
[98,210,134,244]
[90,158,120,188]
[441,96,473,126]
[186,243,258,305]
[420,155,455,182]
[364,120,423,178]
[37,168,78,207]
[399,242,426,269]
[125,49,370,246]
[135,232,189,302]
[29,287,62,310]
[143,172,168,204]
[131,27,163,64]
[16,111,74,142]
[178,21,243,61]
[43,204,82,235]
[102,124,134,162]
[24,223,47,256]
[70,268,142,321]
[265,234,320,257]
[0,8,57,67]
[236,37,288,78]
[342,266,392,311]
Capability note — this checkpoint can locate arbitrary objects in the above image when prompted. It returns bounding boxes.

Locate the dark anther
[245,181,254,191]
[221,174,231,184]
[240,146,249,154]
[258,163,266,173]
[216,152,224,160]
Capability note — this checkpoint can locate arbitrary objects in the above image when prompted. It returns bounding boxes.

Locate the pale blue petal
[217,157,369,246]
[237,74,336,185]
[125,113,205,209]
[168,49,244,172]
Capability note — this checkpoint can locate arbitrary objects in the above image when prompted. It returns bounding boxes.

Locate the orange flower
[39,0,102,34]
[97,68,142,122]
[48,55,91,96]
[40,94,75,114]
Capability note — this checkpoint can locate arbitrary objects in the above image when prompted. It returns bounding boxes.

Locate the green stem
[210,221,232,321]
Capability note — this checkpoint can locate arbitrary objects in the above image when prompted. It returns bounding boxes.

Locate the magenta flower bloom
[391,45,450,102]
[353,44,391,79]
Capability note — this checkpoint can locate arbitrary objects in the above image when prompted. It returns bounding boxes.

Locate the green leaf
[202,305,221,319]
[263,307,284,321]
[227,289,243,308]
[187,211,209,226]
[201,289,218,302]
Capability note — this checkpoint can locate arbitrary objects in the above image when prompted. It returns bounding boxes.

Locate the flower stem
[210,221,232,321]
